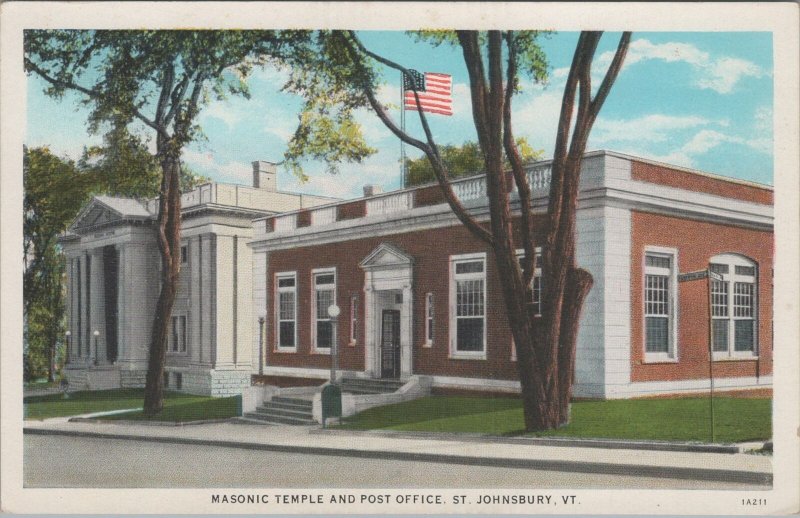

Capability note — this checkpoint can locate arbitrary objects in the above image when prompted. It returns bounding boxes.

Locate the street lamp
[258,313,266,377]
[327,304,340,384]
[92,330,100,366]
[65,331,71,365]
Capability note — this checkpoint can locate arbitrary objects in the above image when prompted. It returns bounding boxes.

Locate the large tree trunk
[143,151,182,415]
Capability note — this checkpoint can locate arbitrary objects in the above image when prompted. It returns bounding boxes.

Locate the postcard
[1,1,798,515]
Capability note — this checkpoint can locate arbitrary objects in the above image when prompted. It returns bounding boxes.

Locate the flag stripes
[404,71,452,116]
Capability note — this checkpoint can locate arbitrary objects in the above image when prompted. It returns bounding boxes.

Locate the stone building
[60,161,335,395]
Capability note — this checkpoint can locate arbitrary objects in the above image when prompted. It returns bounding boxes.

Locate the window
[313,269,336,352]
[275,273,297,350]
[424,292,434,346]
[450,254,486,357]
[349,294,358,346]
[515,248,543,316]
[710,254,757,358]
[180,245,188,264]
[643,250,677,361]
[170,315,187,353]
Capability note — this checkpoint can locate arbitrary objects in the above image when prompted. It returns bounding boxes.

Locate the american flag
[403,70,452,116]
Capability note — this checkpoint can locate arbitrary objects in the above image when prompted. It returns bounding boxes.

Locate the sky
[25,31,774,199]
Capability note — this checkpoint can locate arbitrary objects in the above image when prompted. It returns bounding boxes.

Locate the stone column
[214,235,235,368]
[190,236,203,366]
[80,254,90,362]
[89,248,106,365]
[115,243,127,363]
[363,282,375,378]
[401,283,413,378]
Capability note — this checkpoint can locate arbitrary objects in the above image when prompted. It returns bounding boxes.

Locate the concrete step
[253,405,313,420]
[242,411,314,426]
[271,396,314,408]
[340,378,404,394]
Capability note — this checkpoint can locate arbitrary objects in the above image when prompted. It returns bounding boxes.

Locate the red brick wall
[631,160,773,205]
[265,220,547,380]
[337,200,366,220]
[630,210,773,382]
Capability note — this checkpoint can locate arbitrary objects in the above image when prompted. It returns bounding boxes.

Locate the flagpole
[400,70,406,189]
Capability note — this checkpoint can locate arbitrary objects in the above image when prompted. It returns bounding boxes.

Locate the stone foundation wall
[180,369,251,397]
[120,369,147,388]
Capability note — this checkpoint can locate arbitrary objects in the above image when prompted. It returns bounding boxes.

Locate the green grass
[23,388,240,422]
[337,395,772,443]
[101,395,240,422]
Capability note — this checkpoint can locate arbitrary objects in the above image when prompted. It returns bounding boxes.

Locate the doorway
[380,309,401,379]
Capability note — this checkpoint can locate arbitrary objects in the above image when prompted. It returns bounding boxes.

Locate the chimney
[363,184,383,197]
[252,161,278,191]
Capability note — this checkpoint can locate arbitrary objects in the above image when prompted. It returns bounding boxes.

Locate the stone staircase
[238,396,315,426]
[340,377,405,395]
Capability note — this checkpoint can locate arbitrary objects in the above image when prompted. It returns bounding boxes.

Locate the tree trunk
[143,151,182,415]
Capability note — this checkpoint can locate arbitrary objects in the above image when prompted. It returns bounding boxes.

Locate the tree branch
[343,31,494,245]
[25,58,167,140]
[588,32,631,123]
[503,32,536,286]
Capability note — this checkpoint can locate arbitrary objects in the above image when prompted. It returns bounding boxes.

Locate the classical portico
[359,243,414,380]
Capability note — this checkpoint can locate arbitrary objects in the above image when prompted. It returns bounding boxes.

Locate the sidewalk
[23,418,772,486]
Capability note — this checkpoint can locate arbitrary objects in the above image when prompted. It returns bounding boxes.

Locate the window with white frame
[313,270,336,351]
[643,251,676,361]
[349,294,358,345]
[276,273,297,350]
[515,248,543,316]
[424,292,434,346]
[710,254,757,357]
[450,254,486,356]
[170,315,187,353]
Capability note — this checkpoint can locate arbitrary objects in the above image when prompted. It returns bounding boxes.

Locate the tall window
[349,294,358,346]
[644,251,676,361]
[276,272,297,350]
[313,269,336,351]
[450,254,486,356]
[171,315,186,353]
[424,292,434,346]
[710,254,757,357]
[515,248,543,316]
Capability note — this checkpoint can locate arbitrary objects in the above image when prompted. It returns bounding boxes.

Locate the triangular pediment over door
[359,243,414,270]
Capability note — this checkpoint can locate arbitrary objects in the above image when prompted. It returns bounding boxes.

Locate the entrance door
[380,309,401,379]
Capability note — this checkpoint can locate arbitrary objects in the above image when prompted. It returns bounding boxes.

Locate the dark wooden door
[380,310,401,379]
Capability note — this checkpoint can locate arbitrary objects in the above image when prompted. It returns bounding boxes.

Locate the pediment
[69,197,138,233]
[359,243,414,270]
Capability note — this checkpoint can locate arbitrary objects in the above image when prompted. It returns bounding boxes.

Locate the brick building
[249,151,773,398]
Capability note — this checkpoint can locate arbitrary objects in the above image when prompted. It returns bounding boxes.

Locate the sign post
[678,268,721,442]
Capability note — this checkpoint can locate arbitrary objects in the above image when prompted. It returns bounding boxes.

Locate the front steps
[340,377,405,395]
[238,396,315,426]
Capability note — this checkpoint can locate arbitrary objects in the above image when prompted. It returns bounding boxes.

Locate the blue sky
[26,31,774,199]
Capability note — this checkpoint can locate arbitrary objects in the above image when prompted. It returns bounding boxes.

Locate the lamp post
[92,330,100,366]
[65,331,71,365]
[327,304,340,384]
[258,314,266,376]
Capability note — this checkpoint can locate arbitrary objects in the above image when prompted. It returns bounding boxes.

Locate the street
[25,434,762,489]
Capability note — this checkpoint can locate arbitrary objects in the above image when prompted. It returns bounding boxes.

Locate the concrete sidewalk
[23,419,772,486]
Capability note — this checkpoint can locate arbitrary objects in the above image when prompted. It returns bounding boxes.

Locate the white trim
[423,292,434,347]
[449,252,487,360]
[349,293,358,346]
[311,267,336,354]
[274,271,297,353]
[643,246,679,364]
[607,375,772,399]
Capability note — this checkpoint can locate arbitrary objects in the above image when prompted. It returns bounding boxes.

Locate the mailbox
[321,384,342,427]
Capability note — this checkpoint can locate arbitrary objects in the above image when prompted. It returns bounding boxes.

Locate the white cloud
[754,105,773,133]
[597,38,765,94]
[181,148,253,184]
[592,114,710,144]
[200,101,243,130]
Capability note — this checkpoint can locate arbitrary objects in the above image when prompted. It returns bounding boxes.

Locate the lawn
[337,395,772,443]
[24,388,240,422]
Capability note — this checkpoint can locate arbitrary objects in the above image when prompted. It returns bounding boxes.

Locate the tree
[329,30,630,430]
[405,137,542,186]
[25,30,374,414]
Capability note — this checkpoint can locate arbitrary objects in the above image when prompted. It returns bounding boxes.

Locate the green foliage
[406,137,544,186]
[24,388,191,420]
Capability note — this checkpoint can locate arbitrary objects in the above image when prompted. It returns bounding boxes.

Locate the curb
[24,427,772,486]
[310,428,744,454]
[68,417,233,427]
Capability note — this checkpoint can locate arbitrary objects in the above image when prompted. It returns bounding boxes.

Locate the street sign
[678,269,723,282]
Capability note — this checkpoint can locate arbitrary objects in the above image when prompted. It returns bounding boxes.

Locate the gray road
[25,434,761,489]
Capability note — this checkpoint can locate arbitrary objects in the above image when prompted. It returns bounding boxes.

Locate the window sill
[311,349,332,355]
[642,356,678,364]
[273,347,297,354]
[712,355,760,362]
[421,342,433,349]
[449,352,487,361]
